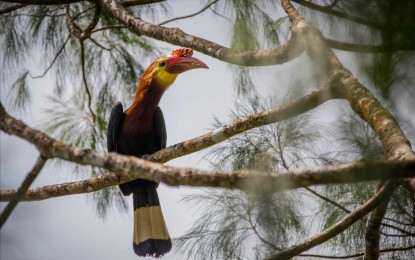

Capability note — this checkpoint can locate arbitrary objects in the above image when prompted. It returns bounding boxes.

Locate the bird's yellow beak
[165,56,209,74]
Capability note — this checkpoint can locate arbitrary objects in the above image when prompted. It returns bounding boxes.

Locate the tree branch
[300,244,415,258]
[364,186,390,260]
[0,121,413,202]
[326,38,415,53]
[0,3,28,14]
[0,156,46,228]
[30,34,71,79]
[98,0,306,66]
[145,87,337,163]
[80,40,96,122]
[279,2,415,258]
[1,0,164,7]
[267,181,399,260]
[292,0,415,32]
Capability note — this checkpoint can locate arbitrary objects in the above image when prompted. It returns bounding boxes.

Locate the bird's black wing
[107,102,124,152]
[153,106,167,150]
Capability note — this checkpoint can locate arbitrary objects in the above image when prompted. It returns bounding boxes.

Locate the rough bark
[146,87,338,163]
[98,0,306,66]
[0,156,46,228]
[267,181,398,260]
[279,1,415,259]
[0,153,414,202]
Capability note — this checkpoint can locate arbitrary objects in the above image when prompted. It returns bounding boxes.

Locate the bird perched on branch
[107,48,208,257]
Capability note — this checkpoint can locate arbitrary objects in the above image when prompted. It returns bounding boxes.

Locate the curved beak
[165,56,209,74]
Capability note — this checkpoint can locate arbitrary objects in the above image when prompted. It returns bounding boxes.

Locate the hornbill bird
[107,48,208,257]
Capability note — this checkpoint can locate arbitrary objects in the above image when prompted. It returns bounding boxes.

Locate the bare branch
[91,25,125,34]
[300,244,415,258]
[0,3,28,14]
[80,40,96,122]
[381,223,415,237]
[158,0,220,26]
[266,181,399,260]
[80,4,101,40]
[292,0,415,32]
[2,0,83,5]
[279,2,415,258]
[0,156,46,228]
[326,38,415,53]
[0,118,413,202]
[364,186,390,260]
[281,0,302,26]
[1,0,164,7]
[146,87,338,163]
[30,34,71,79]
[98,0,306,66]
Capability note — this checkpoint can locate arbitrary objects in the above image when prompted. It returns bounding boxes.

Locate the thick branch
[0,3,28,14]
[1,153,414,201]
[98,0,306,66]
[281,0,302,26]
[1,0,164,7]
[0,156,46,228]
[364,183,390,260]
[280,2,415,258]
[267,181,399,260]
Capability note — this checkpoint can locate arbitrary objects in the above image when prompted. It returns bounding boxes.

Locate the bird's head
[143,48,209,89]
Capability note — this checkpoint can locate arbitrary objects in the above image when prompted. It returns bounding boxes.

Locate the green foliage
[176,189,304,260]
[178,93,339,258]
[1,2,168,217]
[6,71,31,113]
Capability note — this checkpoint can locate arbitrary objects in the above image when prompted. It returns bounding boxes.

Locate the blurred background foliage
[1,0,414,258]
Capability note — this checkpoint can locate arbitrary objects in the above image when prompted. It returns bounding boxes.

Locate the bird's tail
[131,180,172,258]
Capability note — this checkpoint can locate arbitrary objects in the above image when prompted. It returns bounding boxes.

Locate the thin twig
[0,156,46,229]
[88,37,111,51]
[158,0,220,26]
[80,4,101,40]
[79,40,96,122]
[381,222,415,236]
[30,34,71,79]
[276,129,351,214]
[267,181,399,260]
[91,25,126,34]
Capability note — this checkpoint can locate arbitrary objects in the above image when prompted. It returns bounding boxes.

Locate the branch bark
[267,181,399,260]
[0,3,28,14]
[1,0,164,7]
[0,156,46,228]
[98,0,306,66]
[326,38,415,53]
[279,1,415,259]
[146,87,337,163]
[300,244,415,258]
[292,0,415,32]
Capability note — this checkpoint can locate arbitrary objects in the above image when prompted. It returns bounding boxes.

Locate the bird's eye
[159,60,167,67]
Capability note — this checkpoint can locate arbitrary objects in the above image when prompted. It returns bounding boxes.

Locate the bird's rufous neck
[126,80,165,118]
[122,80,166,134]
